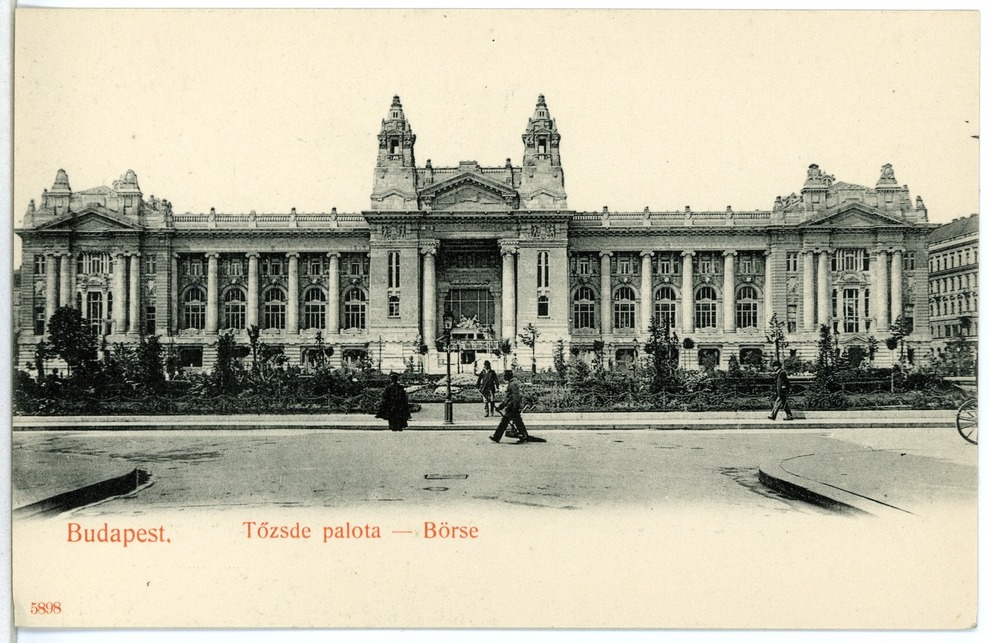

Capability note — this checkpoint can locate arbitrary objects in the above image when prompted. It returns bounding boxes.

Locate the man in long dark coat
[377,373,411,431]
[768,360,795,421]
[490,370,530,443]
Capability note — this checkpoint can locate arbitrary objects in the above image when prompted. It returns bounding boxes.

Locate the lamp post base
[443,399,454,425]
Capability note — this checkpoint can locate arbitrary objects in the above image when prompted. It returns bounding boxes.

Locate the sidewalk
[13,405,955,431]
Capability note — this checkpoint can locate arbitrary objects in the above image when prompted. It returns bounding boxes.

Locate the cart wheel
[956,399,978,445]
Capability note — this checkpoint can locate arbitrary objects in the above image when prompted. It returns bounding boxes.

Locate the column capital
[113,250,126,259]
[722,250,737,257]
[680,250,695,258]
[498,239,519,256]
[640,251,654,258]
[873,246,889,255]
[205,252,220,260]
[326,251,341,260]
[763,248,773,257]
[171,252,181,259]
[815,248,832,256]
[599,251,613,259]
[246,252,260,259]
[127,251,142,258]
[419,240,440,255]
[285,252,300,260]
[891,247,905,256]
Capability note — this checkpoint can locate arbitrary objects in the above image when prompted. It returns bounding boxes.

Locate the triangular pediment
[420,172,518,211]
[800,202,908,229]
[34,207,143,232]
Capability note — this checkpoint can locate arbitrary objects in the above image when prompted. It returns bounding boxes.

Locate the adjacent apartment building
[928,213,979,357]
[16,95,935,373]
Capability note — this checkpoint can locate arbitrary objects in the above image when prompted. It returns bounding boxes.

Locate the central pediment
[799,202,909,229]
[33,206,144,233]
[419,171,519,212]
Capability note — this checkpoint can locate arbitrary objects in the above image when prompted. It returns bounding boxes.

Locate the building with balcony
[16,95,935,373]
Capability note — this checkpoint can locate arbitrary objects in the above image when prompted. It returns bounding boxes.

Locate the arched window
[223,288,247,330]
[572,287,597,330]
[343,288,367,330]
[263,288,286,330]
[694,286,717,329]
[654,286,677,329]
[735,285,759,329]
[182,287,206,330]
[613,286,637,330]
[304,288,327,330]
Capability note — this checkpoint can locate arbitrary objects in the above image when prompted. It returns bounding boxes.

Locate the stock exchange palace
[16,95,935,373]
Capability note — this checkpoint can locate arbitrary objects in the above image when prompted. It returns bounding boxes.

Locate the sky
[12,10,980,254]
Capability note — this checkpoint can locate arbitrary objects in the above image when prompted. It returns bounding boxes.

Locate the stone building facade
[928,212,978,356]
[16,95,935,373]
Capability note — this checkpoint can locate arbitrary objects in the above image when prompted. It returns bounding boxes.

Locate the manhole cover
[425,474,468,480]
[423,486,449,492]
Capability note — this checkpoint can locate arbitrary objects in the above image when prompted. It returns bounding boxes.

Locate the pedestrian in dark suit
[476,360,500,417]
[768,360,795,421]
[376,373,411,431]
[490,370,529,444]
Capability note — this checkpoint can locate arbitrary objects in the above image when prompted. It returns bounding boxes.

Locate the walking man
[476,360,500,417]
[490,370,529,444]
[768,360,795,421]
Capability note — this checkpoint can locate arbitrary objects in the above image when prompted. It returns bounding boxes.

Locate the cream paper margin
[8,7,980,632]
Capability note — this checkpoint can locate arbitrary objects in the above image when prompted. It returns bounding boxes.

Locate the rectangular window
[146,255,157,274]
[228,258,243,276]
[544,255,556,283]
[739,254,753,274]
[188,258,203,276]
[843,288,859,333]
[387,294,400,318]
[388,252,401,289]
[786,252,798,272]
[537,294,550,318]
[695,302,717,329]
[698,255,712,274]
[145,306,156,335]
[618,257,631,275]
[34,305,46,335]
[34,255,46,276]
[786,303,797,333]
[658,255,673,275]
[577,257,590,275]
[308,257,323,277]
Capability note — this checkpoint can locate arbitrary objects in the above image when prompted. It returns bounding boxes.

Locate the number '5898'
[30,601,62,615]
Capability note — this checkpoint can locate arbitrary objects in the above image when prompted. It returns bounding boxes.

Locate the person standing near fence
[476,360,500,417]
[768,360,795,421]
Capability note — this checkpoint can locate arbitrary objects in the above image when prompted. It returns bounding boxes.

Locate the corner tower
[519,94,567,209]
[370,95,419,210]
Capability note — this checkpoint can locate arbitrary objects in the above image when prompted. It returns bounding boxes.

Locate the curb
[758,457,916,519]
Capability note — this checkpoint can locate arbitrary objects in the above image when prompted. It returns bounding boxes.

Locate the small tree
[519,323,541,373]
[213,330,239,393]
[806,324,846,409]
[765,313,788,364]
[33,340,50,383]
[136,335,165,388]
[643,317,680,393]
[727,355,742,378]
[494,338,513,371]
[888,315,912,365]
[47,306,98,374]
[552,338,568,382]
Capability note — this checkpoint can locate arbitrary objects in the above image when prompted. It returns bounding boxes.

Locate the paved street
[11,425,977,516]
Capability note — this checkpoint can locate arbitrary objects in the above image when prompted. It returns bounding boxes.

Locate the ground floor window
[444,288,496,327]
[179,347,203,368]
[738,347,764,370]
[145,306,156,335]
[698,347,720,369]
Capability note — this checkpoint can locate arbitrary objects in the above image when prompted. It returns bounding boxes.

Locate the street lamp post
[443,309,454,425]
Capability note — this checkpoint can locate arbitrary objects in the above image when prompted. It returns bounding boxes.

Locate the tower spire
[519,94,567,209]
[376,95,416,167]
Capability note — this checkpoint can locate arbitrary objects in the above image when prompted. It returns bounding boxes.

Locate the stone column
[326,253,340,335]
[816,250,830,329]
[58,253,71,308]
[247,253,260,329]
[45,253,58,325]
[286,253,299,334]
[858,288,866,333]
[890,248,903,326]
[170,254,179,333]
[421,246,437,350]
[206,253,219,333]
[802,251,815,330]
[640,251,653,334]
[128,253,140,334]
[112,251,126,334]
[875,249,889,332]
[500,241,517,343]
[69,253,78,309]
[681,251,695,333]
[722,250,736,332]
[599,252,612,336]
[763,250,773,328]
